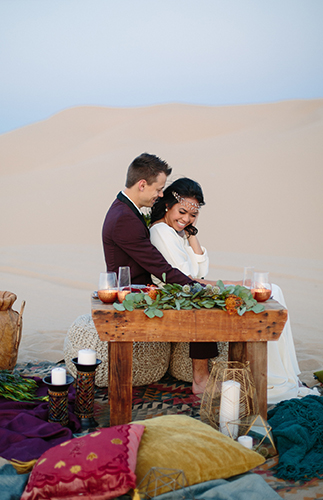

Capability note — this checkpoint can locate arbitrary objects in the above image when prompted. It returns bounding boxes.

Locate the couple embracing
[102,152,217,394]
[102,152,306,403]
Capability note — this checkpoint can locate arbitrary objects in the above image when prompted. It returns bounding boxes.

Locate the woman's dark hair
[150,177,205,236]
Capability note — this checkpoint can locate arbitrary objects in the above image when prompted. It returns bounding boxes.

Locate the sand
[0,100,322,387]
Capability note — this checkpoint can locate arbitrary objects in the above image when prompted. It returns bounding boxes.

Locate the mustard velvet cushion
[134,415,265,490]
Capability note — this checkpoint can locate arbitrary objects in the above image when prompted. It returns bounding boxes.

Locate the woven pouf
[168,341,229,383]
[64,314,171,387]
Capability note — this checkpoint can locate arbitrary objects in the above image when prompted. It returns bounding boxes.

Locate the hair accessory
[172,191,200,210]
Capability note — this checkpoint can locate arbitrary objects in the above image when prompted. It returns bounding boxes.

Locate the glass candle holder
[98,272,118,303]
[252,272,272,302]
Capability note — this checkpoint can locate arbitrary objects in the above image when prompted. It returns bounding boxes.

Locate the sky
[1,0,323,135]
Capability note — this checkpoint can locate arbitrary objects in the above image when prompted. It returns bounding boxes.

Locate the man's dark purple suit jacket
[102,192,192,285]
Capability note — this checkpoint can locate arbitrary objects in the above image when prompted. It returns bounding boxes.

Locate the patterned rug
[14,361,323,499]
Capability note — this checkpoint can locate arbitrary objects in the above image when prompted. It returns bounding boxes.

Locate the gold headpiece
[172,191,201,210]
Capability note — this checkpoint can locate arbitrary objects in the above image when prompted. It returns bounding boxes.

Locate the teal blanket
[268,395,323,481]
[152,473,280,500]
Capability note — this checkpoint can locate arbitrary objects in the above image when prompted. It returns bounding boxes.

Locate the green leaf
[214,299,226,307]
[160,295,171,302]
[124,302,134,311]
[145,308,156,318]
[216,280,225,293]
[113,302,125,311]
[237,306,247,316]
[251,303,265,313]
[244,299,256,308]
[154,308,164,318]
[133,293,144,303]
[126,292,137,301]
[162,272,166,283]
[144,295,153,305]
[175,299,181,310]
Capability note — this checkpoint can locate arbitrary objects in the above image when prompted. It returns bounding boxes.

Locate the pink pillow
[21,424,145,500]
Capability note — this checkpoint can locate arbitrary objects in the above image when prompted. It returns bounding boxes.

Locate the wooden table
[91,298,287,426]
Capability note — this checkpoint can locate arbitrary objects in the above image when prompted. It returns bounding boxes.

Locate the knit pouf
[168,341,229,383]
[64,314,171,387]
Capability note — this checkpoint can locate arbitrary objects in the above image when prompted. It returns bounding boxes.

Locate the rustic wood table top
[92,297,287,342]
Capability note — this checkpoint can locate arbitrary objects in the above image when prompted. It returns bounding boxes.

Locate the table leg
[108,341,133,426]
[229,341,268,420]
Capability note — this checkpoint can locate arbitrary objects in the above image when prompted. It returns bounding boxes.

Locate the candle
[238,435,253,449]
[219,380,241,439]
[98,289,118,303]
[78,349,96,365]
[252,288,271,302]
[51,367,66,385]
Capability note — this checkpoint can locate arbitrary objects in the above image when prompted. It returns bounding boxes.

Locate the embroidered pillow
[134,415,265,493]
[21,424,145,500]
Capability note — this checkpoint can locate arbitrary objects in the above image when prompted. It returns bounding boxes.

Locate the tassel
[10,458,37,474]
[132,488,141,500]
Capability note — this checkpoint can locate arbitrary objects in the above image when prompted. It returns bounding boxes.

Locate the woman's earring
[165,208,168,212]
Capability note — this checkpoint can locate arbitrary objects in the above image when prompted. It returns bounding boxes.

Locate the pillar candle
[219,380,241,439]
[238,435,253,449]
[51,367,66,385]
[78,349,96,365]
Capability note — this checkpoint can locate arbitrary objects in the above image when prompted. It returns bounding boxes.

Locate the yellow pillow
[134,415,265,490]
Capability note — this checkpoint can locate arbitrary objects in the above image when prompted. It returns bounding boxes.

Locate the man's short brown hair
[125,153,172,188]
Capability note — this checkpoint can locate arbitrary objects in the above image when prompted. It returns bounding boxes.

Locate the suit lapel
[117,192,148,230]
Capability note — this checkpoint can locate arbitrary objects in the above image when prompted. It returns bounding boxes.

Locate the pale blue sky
[1,0,322,135]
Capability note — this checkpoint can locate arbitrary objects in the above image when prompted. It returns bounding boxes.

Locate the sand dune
[0,100,322,386]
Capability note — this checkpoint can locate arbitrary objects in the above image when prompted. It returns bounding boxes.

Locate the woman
[150,177,317,403]
[150,178,218,394]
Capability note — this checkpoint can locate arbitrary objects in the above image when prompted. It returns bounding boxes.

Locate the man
[102,153,217,393]
[102,153,191,286]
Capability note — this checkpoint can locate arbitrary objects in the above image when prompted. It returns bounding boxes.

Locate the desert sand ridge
[0,99,322,386]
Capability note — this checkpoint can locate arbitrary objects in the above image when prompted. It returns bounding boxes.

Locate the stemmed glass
[98,272,118,303]
[252,272,272,302]
[243,267,254,289]
[118,266,131,302]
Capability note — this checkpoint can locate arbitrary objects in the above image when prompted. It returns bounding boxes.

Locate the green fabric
[268,395,323,481]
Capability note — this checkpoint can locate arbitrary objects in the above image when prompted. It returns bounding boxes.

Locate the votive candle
[238,435,253,449]
[51,367,66,385]
[78,349,96,365]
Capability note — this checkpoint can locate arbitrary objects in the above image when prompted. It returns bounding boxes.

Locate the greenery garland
[114,279,265,319]
[0,370,48,402]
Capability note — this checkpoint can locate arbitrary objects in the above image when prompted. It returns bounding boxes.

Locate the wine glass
[243,267,254,289]
[118,266,131,302]
[98,272,118,303]
[252,272,272,302]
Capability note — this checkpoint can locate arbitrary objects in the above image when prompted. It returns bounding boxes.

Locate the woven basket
[168,341,229,383]
[64,314,171,387]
